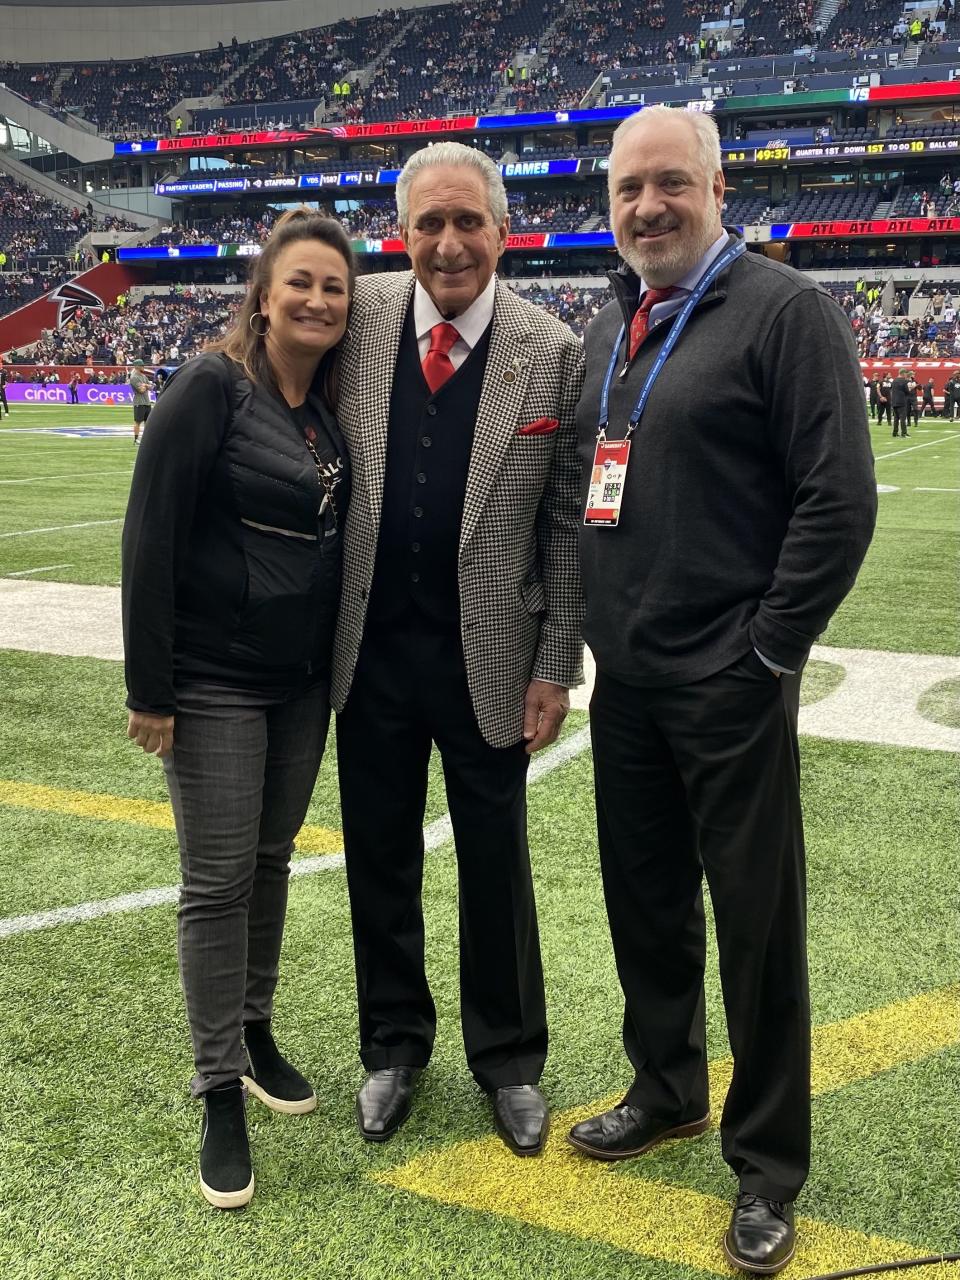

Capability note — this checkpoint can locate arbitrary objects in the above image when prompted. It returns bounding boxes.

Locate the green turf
[0,431,134,585]
[800,658,845,705]
[918,676,960,728]
[0,647,588,915]
[2,410,960,654]
[823,421,960,655]
[0,736,957,1279]
[1,404,958,1279]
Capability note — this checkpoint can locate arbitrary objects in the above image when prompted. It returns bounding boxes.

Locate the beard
[618,203,722,287]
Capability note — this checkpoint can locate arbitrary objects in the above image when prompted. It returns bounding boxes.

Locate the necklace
[302,425,338,521]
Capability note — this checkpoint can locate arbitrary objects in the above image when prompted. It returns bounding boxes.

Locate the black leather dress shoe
[723,1193,796,1274]
[491,1084,549,1156]
[356,1067,421,1142]
[567,1103,710,1161]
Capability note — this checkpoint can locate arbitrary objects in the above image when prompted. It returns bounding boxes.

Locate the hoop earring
[249,312,270,337]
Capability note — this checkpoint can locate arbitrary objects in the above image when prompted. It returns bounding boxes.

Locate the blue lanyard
[597,239,747,437]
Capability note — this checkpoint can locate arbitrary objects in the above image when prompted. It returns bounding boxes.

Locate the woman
[122,209,353,1210]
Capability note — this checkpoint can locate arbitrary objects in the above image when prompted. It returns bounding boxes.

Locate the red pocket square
[517,417,559,436]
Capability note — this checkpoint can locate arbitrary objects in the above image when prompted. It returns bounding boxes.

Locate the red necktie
[422,322,460,395]
[628,287,678,360]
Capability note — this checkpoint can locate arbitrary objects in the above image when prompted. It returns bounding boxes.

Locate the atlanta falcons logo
[47,281,105,327]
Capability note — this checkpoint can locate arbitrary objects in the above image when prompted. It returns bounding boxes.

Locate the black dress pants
[590,649,810,1202]
[336,612,547,1091]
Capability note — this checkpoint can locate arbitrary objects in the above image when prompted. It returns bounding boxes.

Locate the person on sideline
[570,105,876,1273]
[129,360,153,444]
[890,368,911,438]
[121,210,353,1210]
[333,142,584,1158]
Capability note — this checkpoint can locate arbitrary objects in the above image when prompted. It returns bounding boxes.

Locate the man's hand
[127,710,175,758]
[522,680,569,755]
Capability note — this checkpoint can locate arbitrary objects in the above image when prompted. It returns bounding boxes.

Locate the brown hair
[207,206,355,406]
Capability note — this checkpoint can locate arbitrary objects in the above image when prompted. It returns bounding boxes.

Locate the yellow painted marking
[0,779,341,855]
[0,780,175,830]
[379,986,960,1276]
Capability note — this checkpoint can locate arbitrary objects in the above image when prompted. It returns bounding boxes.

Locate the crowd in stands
[509,194,595,230]
[0,174,140,268]
[143,194,602,249]
[9,0,960,138]
[2,176,98,265]
[892,179,960,219]
[338,203,401,239]
[358,0,544,123]
[826,280,960,356]
[540,0,703,105]
[149,213,276,247]
[9,281,618,361]
[23,288,239,367]
[14,262,960,364]
[222,12,405,108]
[0,60,58,102]
[58,44,246,138]
[0,267,73,314]
[516,283,611,336]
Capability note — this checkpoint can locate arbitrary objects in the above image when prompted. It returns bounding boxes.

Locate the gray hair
[608,105,722,198]
[396,142,508,228]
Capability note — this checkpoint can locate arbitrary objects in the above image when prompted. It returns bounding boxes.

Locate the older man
[333,142,584,1155]
[570,106,876,1271]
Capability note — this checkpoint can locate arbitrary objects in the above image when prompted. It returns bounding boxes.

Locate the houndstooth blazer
[332,271,586,749]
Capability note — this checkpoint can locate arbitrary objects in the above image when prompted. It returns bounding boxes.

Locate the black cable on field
[805,1253,960,1280]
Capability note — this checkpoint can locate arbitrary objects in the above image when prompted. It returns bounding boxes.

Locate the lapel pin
[502,354,529,385]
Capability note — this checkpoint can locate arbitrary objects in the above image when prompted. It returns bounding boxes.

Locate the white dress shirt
[413,274,497,372]
[638,228,731,332]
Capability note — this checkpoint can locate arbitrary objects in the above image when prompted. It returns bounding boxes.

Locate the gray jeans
[162,680,330,1095]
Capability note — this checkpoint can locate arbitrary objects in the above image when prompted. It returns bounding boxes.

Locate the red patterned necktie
[422,322,460,394]
[628,287,679,360]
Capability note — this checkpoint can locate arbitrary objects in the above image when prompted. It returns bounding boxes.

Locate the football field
[0,405,957,1280]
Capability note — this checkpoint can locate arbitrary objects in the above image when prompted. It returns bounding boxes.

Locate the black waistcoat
[367,303,492,627]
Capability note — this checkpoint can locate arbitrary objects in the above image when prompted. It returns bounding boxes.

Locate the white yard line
[6,564,73,577]
[914,487,960,493]
[0,471,132,485]
[874,433,960,462]
[0,518,123,540]
[0,728,593,940]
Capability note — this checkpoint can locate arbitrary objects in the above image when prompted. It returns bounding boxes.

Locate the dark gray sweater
[576,239,877,685]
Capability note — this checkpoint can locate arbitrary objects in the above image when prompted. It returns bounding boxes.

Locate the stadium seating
[0,61,59,105]
[0,267,72,315]
[360,0,547,123]
[222,13,405,111]
[0,174,99,265]
[890,183,960,217]
[7,0,960,139]
[58,47,246,138]
[28,289,240,366]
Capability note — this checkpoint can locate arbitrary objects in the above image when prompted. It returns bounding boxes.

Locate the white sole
[199,1171,254,1210]
[241,1074,317,1115]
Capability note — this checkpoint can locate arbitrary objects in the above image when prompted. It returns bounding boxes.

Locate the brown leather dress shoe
[723,1193,796,1274]
[567,1103,710,1160]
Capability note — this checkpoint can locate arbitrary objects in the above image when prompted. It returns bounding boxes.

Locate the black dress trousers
[336,612,548,1091]
[590,649,810,1202]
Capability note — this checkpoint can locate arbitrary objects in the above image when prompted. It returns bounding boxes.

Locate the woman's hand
[127,711,175,758]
